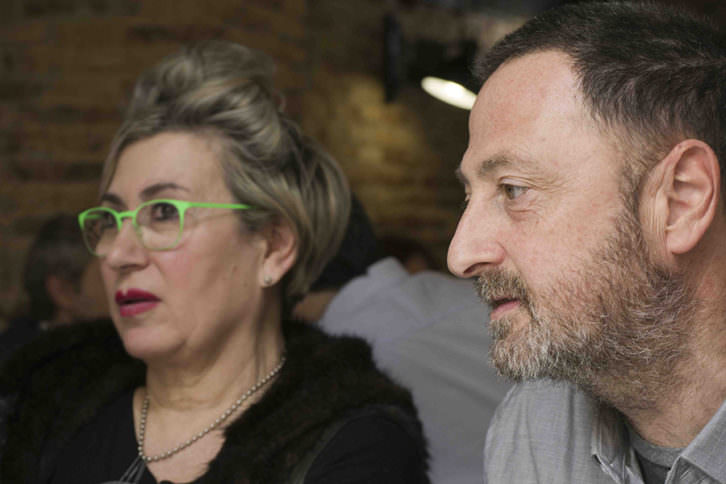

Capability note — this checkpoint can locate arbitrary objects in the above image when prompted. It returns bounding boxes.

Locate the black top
[0,318,42,366]
[50,389,424,484]
[0,321,428,483]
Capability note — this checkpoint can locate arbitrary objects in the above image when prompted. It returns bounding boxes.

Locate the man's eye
[502,184,528,200]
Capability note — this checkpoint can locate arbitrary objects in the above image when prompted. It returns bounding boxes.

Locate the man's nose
[447,203,505,278]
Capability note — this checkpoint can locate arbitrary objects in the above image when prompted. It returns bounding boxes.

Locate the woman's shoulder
[205,321,428,483]
[0,319,127,393]
[0,321,143,483]
[281,320,417,413]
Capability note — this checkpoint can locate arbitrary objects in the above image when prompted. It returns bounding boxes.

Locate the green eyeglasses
[78,198,252,257]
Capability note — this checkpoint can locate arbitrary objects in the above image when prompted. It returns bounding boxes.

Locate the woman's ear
[652,139,720,256]
[259,219,298,288]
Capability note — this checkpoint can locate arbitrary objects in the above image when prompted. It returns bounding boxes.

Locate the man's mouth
[115,289,160,317]
[475,273,529,319]
[491,297,518,310]
[489,297,522,320]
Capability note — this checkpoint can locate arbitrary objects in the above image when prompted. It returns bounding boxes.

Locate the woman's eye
[502,184,528,200]
[150,202,179,221]
[98,211,116,229]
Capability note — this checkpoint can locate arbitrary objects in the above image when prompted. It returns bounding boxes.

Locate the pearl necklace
[137,354,286,463]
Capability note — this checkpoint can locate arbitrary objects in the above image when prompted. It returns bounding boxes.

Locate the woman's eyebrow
[100,192,124,207]
[100,182,191,207]
[140,182,190,200]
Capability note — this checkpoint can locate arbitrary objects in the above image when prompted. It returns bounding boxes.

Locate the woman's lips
[115,289,160,317]
[490,299,520,320]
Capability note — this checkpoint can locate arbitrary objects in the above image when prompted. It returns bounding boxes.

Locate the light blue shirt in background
[317,257,511,484]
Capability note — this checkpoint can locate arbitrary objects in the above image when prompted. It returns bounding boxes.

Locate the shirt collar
[591,398,726,483]
[591,403,643,483]
[677,397,726,483]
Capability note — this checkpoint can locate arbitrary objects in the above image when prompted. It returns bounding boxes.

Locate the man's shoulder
[485,380,609,483]
[488,379,597,429]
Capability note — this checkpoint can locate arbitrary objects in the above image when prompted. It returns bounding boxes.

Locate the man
[0,214,108,363]
[295,197,511,484]
[446,2,726,483]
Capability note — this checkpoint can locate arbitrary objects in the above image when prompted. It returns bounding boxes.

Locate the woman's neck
[134,318,285,482]
[144,319,285,411]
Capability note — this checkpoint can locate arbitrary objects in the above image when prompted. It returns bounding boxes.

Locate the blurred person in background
[380,235,441,274]
[0,213,108,364]
[295,196,511,484]
[0,41,428,484]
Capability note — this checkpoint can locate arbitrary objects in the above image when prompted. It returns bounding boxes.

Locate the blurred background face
[99,132,268,363]
[72,258,109,320]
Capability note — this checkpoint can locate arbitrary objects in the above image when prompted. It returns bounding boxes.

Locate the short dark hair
[310,195,384,292]
[380,235,440,272]
[23,214,92,321]
[476,1,726,196]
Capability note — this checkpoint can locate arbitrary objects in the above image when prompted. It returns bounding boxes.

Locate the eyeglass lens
[81,201,183,255]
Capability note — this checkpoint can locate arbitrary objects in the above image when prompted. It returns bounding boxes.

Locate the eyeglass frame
[78,198,253,257]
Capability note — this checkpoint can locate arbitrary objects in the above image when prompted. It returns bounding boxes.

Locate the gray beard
[477,208,694,411]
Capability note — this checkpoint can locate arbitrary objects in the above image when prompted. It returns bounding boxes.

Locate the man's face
[447,51,690,401]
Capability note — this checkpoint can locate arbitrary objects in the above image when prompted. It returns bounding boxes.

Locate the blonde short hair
[100,41,350,306]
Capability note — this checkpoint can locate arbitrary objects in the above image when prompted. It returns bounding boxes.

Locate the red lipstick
[115,289,160,317]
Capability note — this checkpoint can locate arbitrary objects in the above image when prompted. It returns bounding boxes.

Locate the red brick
[0,20,53,44]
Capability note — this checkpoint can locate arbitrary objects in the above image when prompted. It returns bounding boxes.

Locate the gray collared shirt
[485,380,726,483]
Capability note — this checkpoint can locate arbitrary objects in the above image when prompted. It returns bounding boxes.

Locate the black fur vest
[0,320,427,483]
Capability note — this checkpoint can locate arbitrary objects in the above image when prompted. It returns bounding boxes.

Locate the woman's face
[100,132,268,364]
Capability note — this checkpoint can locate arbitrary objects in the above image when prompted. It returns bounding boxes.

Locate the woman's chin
[118,325,181,363]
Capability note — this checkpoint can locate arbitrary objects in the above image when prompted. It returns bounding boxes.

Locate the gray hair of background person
[22,214,92,321]
[99,41,350,307]
[475,1,726,206]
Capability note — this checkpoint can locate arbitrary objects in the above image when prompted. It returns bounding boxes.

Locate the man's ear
[654,139,720,256]
[258,220,298,288]
[45,275,79,312]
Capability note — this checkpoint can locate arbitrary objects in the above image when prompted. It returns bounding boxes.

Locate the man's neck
[614,319,726,448]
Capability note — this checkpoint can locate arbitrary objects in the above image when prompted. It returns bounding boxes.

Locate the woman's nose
[103,221,148,271]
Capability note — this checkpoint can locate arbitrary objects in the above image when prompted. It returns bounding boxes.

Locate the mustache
[474,270,530,307]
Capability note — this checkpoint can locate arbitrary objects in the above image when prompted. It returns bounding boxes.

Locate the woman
[0,41,428,483]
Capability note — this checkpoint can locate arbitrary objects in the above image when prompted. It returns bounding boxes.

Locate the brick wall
[0,0,314,320]
[0,0,491,322]
[2,0,722,322]
[303,1,471,267]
